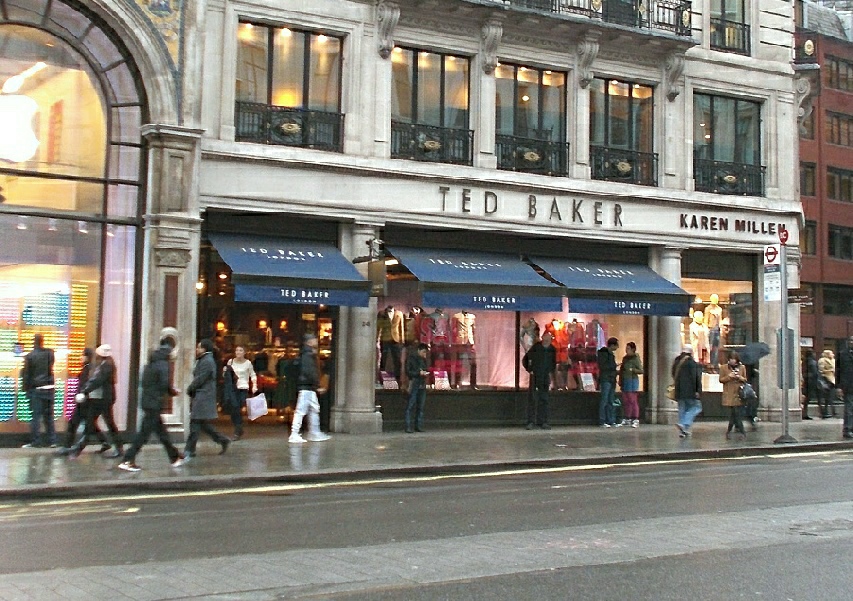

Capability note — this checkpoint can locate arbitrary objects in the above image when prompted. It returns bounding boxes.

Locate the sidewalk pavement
[1,418,851,499]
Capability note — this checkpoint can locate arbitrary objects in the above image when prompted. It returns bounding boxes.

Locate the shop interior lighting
[1,62,46,94]
[280,320,288,330]
[218,291,225,296]
[216,321,226,332]
[384,258,399,266]
[258,320,268,330]
[195,280,205,291]
[106,224,115,237]
[218,272,228,280]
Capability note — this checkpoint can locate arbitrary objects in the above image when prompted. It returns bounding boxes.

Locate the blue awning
[529,257,690,316]
[386,246,563,311]
[208,233,369,307]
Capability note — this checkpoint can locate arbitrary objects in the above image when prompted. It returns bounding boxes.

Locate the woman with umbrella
[739,342,769,429]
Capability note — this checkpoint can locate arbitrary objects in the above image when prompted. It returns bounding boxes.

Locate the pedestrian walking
[404,343,430,433]
[743,364,760,430]
[836,336,853,439]
[288,334,331,443]
[118,338,184,472]
[21,333,57,448]
[184,339,230,458]
[57,349,108,456]
[70,344,123,458]
[720,351,748,440]
[803,349,819,420]
[673,345,703,437]
[618,341,644,427]
[223,345,257,440]
[818,349,836,418]
[597,337,619,427]
[522,332,556,429]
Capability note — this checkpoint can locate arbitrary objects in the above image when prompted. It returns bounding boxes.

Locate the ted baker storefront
[199,156,801,430]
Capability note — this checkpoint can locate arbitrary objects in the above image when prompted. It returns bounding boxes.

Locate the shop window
[826,167,853,202]
[494,63,569,176]
[826,112,853,147]
[828,225,853,260]
[823,285,853,316]
[800,220,817,256]
[0,23,142,217]
[589,77,657,186]
[710,0,750,55]
[681,279,754,368]
[234,22,343,150]
[825,56,853,92]
[390,47,473,165]
[693,93,765,196]
[800,163,816,197]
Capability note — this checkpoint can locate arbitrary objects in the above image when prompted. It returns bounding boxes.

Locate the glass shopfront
[0,7,145,435]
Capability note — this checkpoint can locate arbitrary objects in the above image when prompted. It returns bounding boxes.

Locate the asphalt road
[1,450,852,600]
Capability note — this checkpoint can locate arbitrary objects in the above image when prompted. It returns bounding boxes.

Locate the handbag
[738,382,757,403]
[246,392,268,421]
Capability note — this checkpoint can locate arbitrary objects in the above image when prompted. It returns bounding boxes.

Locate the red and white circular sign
[779,229,789,244]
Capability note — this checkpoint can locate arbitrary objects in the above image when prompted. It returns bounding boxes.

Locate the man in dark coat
[184,339,230,458]
[119,338,184,471]
[597,337,619,427]
[837,336,853,439]
[522,332,557,429]
[21,333,57,448]
[673,344,703,437]
[404,343,431,433]
[289,334,331,443]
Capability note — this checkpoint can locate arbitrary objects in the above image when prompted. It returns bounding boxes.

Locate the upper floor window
[495,63,568,176]
[824,285,853,315]
[825,56,853,92]
[390,47,472,165]
[828,225,853,260]
[801,220,817,256]
[693,94,764,195]
[234,23,343,150]
[589,77,657,186]
[827,167,853,203]
[800,163,816,197]
[710,0,750,55]
[826,112,853,147]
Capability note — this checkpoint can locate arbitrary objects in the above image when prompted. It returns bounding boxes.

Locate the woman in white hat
[70,343,122,458]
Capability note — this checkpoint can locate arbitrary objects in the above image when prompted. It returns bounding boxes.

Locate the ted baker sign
[437,186,791,241]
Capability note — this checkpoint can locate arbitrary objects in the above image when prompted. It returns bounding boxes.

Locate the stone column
[650,247,684,424]
[140,124,204,434]
[474,17,501,169]
[331,222,383,433]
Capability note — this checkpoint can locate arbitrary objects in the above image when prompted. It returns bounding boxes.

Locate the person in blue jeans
[405,343,431,433]
[673,344,704,437]
[597,337,619,427]
[21,334,57,448]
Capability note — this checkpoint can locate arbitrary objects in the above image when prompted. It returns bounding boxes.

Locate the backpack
[738,382,757,403]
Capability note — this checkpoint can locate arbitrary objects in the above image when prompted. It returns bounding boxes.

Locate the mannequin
[690,309,708,364]
[704,293,724,366]
[453,310,477,388]
[519,317,540,352]
[544,318,569,389]
[569,318,586,348]
[405,306,424,345]
[423,308,451,372]
[377,305,405,382]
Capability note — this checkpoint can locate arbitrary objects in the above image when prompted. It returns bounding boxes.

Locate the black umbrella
[739,342,771,365]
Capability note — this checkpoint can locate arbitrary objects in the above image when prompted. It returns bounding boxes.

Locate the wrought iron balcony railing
[390,121,474,166]
[496,134,570,176]
[495,0,692,37]
[709,18,750,55]
[235,101,344,152]
[694,158,766,196]
[590,146,658,187]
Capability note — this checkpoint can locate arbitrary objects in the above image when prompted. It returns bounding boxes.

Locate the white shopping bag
[246,392,269,421]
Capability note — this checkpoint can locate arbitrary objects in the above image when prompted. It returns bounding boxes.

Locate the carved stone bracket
[376,1,400,59]
[664,52,685,101]
[481,17,503,75]
[794,64,821,136]
[576,30,601,89]
[155,248,192,268]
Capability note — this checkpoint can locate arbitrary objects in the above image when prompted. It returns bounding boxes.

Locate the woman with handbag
[719,351,748,440]
[223,345,257,440]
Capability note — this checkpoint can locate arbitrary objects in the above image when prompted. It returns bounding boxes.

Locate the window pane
[516,67,539,138]
[633,85,654,153]
[443,55,468,129]
[694,95,713,159]
[712,96,737,162]
[236,23,269,103]
[108,143,140,182]
[589,78,606,146]
[272,28,304,107]
[607,80,630,148]
[0,174,104,214]
[308,35,340,111]
[734,100,760,164]
[541,71,565,142]
[107,183,140,218]
[391,48,413,123]
[417,51,441,126]
[494,64,515,136]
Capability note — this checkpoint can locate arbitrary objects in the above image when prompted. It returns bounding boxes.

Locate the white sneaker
[601,424,611,428]
[170,457,185,468]
[631,420,639,428]
[307,432,330,442]
[288,433,306,444]
[614,421,624,427]
[118,461,141,472]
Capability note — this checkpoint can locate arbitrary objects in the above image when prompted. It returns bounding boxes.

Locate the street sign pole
[775,232,796,444]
